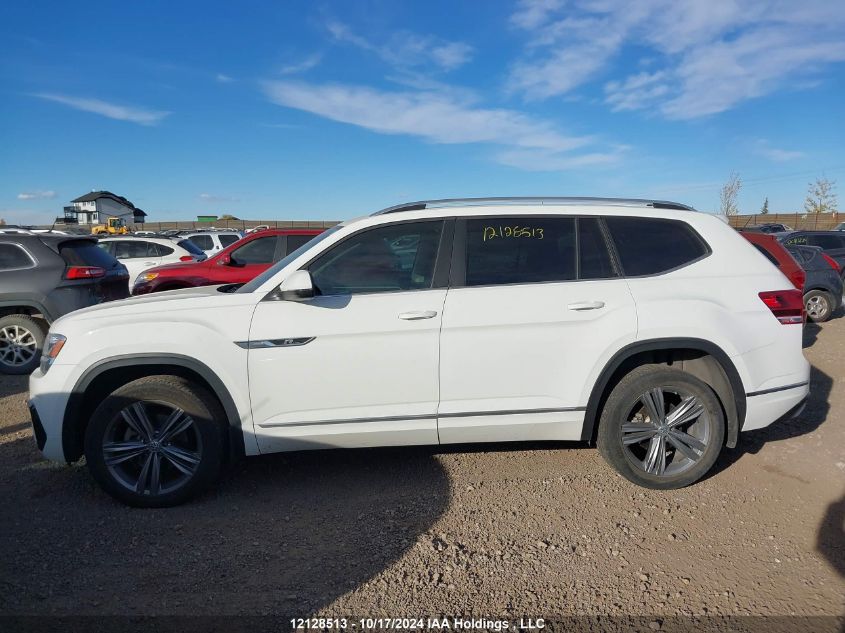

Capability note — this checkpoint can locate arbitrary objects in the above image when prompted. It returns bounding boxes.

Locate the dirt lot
[1,319,843,627]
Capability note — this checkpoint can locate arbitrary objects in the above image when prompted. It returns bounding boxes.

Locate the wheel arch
[62,354,245,463]
[581,338,745,449]
[0,300,54,322]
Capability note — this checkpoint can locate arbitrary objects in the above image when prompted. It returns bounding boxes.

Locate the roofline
[372,196,695,215]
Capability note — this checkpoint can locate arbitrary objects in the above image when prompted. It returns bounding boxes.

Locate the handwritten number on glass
[482,226,545,242]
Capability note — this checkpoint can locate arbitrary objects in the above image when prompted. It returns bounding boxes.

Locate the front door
[438,215,637,443]
[247,219,450,453]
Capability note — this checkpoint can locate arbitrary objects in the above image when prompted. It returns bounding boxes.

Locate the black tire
[84,375,226,507]
[0,314,47,375]
[804,289,833,323]
[597,366,725,490]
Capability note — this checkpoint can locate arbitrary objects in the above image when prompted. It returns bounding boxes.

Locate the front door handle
[398,310,438,320]
[567,301,606,311]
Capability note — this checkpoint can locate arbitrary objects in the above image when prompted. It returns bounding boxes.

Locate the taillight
[759,290,805,325]
[821,253,841,273]
[179,255,194,262]
[65,266,105,279]
[787,268,805,290]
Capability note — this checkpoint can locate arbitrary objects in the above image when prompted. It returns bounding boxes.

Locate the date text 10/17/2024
[290,617,546,630]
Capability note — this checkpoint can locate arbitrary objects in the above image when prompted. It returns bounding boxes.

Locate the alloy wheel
[806,294,829,320]
[0,325,37,367]
[102,401,203,496]
[620,386,713,477]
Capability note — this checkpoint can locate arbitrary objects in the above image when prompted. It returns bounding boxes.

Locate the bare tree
[804,177,838,214]
[719,172,742,215]
[760,197,769,215]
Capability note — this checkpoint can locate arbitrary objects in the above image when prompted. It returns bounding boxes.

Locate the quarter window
[605,217,708,276]
[465,217,576,286]
[308,221,443,295]
[0,243,34,270]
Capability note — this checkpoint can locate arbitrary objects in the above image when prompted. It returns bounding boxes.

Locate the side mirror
[278,270,315,301]
[217,253,231,266]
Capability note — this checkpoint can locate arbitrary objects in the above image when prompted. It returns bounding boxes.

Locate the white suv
[98,236,207,285]
[29,198,810,506]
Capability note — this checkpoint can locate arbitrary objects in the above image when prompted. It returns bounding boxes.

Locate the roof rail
[373,196,695,215]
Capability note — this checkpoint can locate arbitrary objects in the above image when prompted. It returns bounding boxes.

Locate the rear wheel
[0,314,46,375]
[84,376,226,507]
[597,366,725,489]
[804,290,832,323]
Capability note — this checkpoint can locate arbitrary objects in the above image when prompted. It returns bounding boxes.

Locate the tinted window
[465,217,575,286]
[578,218,615,279]
[154,243,174,256]
[218,234,240,248]
[114,241,151,259]
[308,221,442,295]
[287,234,317,253]
[231,236,278,265]
[0,243,34,270]
[605,217,708,276]
[97,241,115,255]
[189,234,214,250]
[59,240,117,267]
[176,239,205,256]
[808,234,845,250]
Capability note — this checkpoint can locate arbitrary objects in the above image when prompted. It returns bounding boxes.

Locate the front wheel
[84,376,226,507]
[597,366,725,489]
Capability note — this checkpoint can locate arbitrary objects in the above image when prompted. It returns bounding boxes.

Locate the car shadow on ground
[817,490,845,582]
[0,431,451,616]
[710,363,833,477]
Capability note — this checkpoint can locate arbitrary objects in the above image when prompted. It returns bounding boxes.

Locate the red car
[132,228,324,294]
[740,230,805,290]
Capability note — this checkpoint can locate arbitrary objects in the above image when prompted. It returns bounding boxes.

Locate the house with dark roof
[62,191,147,225]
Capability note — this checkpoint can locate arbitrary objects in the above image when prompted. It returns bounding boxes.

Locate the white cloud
[326,20,473,71]
[753,139,805,162]
[17,190,56,200]
[280,54,322,75]
[199,193,240,202]
[216,73,234,83]
[508,0,845,118]
[32,93,170,125]
[262,79,621,171]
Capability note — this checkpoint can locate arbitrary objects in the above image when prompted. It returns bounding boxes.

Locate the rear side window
[113,241,152,260]
[578,218,616,279]
[59,240,117,267]
[189,234,213,250]
[465,217,576,286]
[176,239,205,256]
[0,243,34,270]
[605,217,708,276]
[808,234,845,250]
[287,234,316,253]
[218,234,240,248]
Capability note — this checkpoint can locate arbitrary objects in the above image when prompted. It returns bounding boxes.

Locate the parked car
[739,231,805,290]
[0,234,128,374]
[178,230,243,255]
[97,236,207,285]
[744,223,792,234]
[785,244,844,322]
[29,197,809,506]
[778,231,845,273]
[131,228,323,294]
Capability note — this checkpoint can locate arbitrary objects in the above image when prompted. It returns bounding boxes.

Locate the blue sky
[1,0,844,224]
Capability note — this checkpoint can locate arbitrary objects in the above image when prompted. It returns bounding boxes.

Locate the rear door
[438,216,637,444]
[54,239,129,311]
[112,240,161,284]
[223,234,282,282]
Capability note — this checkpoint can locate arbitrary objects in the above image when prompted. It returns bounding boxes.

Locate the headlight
[39,333,67,373]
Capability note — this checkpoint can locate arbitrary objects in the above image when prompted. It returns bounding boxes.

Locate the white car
[29,197,810,507]
[179,231,242,255]
[97,236,206,285]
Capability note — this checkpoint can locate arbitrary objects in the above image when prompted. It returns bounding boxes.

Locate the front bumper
[28,365,75,462]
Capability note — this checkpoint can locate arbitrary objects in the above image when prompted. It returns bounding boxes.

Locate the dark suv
[785,244,844,322]
[0,234,129,374]
[779,231,845,273]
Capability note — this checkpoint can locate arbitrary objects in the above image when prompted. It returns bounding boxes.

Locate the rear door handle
[398,310,438,320]
[567,301,606,311]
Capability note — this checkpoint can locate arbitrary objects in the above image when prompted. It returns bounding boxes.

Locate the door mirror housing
[278,270,315,301]
[217,253,231,266]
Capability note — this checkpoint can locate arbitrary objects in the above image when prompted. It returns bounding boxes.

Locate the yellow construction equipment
[91,217,130,235]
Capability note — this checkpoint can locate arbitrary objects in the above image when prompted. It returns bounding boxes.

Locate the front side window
[605,217,708,276]
[230,235,278,265]
[308,221,443,295]
[0,243,34,270]
[465,217,575,286]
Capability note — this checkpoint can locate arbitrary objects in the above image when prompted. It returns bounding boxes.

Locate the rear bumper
[742,380,810,432]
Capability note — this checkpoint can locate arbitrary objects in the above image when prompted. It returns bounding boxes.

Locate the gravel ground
[1,319,843,626]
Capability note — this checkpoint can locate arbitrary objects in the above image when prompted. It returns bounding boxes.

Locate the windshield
[236,226,342,293]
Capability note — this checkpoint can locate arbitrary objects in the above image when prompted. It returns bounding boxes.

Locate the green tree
[760,197,769,214]
[804,177,838,214]
[719,172,742,215]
